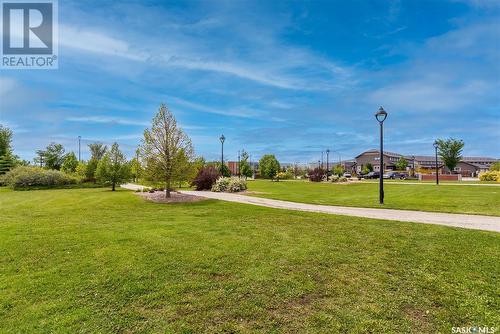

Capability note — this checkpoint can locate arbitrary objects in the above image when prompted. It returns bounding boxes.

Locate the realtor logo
[1,0,58,69]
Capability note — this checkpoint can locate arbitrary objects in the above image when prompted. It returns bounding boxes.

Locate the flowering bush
[211,177,247,192]
[331,175,348,183]
[479,171,500,182]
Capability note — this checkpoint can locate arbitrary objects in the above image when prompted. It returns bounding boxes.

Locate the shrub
[0,166,77,190]
[479,171,500,182]
[331,175,348,183]
[211,177,247,192]
[309,167,325,182]
[192,165,220,190]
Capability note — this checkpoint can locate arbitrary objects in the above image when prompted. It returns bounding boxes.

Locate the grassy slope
[0,188,499,333]
[248,180,500,216]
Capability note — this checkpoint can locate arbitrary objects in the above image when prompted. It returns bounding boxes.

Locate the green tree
[95,143,130,191]
[42,143,66,170]
[395,157,408,171]
[332,164,344,176]
[130,149,143,182]
[75,161,88,181]
[0,152,15,175]
[490,161,500,171]
[61,152,78,173]
[0,125,13,157]
[86,142,108,181]
[436,138,464,172]
[141,103,194,197]
[259,154,280,180]
[240,150,252,179]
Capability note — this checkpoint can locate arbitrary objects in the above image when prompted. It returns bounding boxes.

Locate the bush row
[0,166,77,190]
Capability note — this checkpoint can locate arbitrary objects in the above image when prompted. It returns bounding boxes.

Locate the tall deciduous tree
[395,157,408,171]
[259,154,280,180]
[42,143,66,170]
[87,142,108,181]
[61,152,79,173]
[95,143,130,191]
[436,138,464,172]
[240,150,252,179]
[141,104,194,197]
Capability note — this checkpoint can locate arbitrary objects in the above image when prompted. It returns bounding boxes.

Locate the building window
[454,167,461,172]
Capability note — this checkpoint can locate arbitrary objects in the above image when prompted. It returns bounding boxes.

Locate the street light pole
[318,160,321,169]
[321,151,324,169]
[326,149,330,181]
[78,136,81,161]
[375,107,388,205]
[238,150,241,178]
[433,141,439,185]
[219,134,225,175]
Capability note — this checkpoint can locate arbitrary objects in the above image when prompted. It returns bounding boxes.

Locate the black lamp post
[326,149,330,181]
[375,106,388,204]
[318,160,321,169]
[78,136,81,161]
[433,141,439,185]
[411,155,416,177]
[219,134,225,175]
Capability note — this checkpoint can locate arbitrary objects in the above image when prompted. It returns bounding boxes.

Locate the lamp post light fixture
[375,106,388,205]
[326,149,330,181]
[78,136,81,161]
[219,134,225,175]
[433,141,439,185]
[411,155,416,177]
[318,160,321,169]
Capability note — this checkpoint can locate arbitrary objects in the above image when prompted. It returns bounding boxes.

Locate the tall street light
[375,106,388,205]
[78,136,81,161]
[219,134,225,175]
[238,150,241,178]
[318,160,321,169]
[326,149,330,181]
[433,141,439,185]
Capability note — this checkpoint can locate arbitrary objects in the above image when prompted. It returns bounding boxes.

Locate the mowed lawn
[0,188,499,333]
[248,180,500,216]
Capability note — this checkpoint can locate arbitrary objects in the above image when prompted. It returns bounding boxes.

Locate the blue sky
[1,0,499,163]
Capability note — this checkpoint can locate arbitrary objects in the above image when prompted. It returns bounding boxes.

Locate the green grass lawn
[247,180,500,216]
[0,187,499,333]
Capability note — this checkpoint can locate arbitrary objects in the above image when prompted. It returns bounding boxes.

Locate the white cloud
[66,116,149,126]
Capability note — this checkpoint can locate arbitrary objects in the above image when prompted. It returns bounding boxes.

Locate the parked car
[343,172,352,178]
[365,171,380,179]
[383,171,408,180]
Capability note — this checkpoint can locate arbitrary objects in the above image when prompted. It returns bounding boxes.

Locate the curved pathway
[179,190,500,233]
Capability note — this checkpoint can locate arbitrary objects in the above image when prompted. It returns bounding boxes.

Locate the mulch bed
[135,191,206,203]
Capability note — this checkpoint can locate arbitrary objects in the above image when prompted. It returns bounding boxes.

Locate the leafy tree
[61,152,78,173]
[333,164,344,176]
[490,161,500,171]
[240,150,252,179]
[75,161,88,181]
[436,138,464,172]
[0,125,13,157]
[366,163,374,172]
[259,154,280,180]
[88,142,107,160]
[42,143,66,170]
[86,142,107,181]
[130,149,143,183]
[95,143,130,191]
[141,104,194,197]
[395,157,408,171]
[216,162,231,177]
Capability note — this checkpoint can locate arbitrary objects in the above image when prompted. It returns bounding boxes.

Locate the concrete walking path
[178,190,500,233]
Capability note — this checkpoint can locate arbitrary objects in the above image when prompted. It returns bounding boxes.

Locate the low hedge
[479,171,500,182]
[0,166,77,190]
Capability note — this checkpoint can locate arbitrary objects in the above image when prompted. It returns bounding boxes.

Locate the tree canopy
[240,150,253,179]
[95,143,130,191]
[141,104,194,197]
[436,138,464,172]
[259,154,280,180]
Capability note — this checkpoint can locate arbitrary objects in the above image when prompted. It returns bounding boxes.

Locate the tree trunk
[112,182,115,191]
[166,178,171,198]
